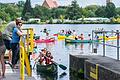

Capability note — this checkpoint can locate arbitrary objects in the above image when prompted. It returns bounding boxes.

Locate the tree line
[0,0,120,22]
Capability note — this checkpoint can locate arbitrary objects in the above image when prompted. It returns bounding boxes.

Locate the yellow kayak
[58,35,75,40]
[99,36,120,41]
[58,35,66,39]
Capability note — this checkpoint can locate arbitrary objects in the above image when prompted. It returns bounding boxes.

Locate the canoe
[34,38,55,43]
[65,38,99,43]
[36,62,58,75]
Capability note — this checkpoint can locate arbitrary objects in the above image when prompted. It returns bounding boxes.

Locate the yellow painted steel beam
[96,64,99,80]
[90,64,99,80]
[20,46,25,80]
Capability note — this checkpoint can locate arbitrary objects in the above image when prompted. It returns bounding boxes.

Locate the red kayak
[53,34,58,36]
[34,38,55,43]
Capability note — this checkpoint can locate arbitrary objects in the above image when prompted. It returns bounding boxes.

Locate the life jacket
[39,54,46,65]
[45,56,53,64]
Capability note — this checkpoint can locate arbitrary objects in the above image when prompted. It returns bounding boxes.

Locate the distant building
[78,18,110,22]
[42,0,58,9]
[28,18,41,23]
[106,0,112,3]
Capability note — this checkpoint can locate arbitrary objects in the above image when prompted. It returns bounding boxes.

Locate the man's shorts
[3,39,11,50]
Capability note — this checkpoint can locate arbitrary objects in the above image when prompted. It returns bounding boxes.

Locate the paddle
[33,61,37,69]
[33,60,67,70]
[53,61,67,70]
[59,72,67,78]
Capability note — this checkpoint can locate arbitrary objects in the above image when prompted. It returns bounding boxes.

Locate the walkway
[2,64,36,80]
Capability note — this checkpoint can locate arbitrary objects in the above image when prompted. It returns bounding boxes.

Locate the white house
[28,18,41,23]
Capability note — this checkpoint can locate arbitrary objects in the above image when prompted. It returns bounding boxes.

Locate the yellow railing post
[96,64,99,80]
[20,46,25,80]
[20,28,34,78]
[26,29,29,53]
[20,36,25,80]
[29,28,34,52]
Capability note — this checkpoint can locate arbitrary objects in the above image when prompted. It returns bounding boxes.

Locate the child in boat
[88,34,91,40]
[46,32,50,39]
[45,51,53,65]
[72,30,78,40]
[78,34,84,40]
[60,30,65,35]
[35,48,47,65]
[94,33,99,40]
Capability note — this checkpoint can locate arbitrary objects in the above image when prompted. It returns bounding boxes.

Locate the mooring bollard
[93,48,97,53]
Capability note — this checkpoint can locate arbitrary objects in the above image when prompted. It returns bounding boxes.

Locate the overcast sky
[0,0,120,7]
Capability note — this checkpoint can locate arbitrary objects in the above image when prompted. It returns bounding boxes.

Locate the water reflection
[36,73,58,80]
[65,43,93,54]
[70,71,85,80]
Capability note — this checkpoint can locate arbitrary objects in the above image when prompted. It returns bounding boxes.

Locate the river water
[23,24,120,80]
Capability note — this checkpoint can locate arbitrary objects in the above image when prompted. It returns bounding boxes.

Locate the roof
[42,0,58,9]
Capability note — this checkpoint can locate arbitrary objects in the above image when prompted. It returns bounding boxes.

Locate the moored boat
[34,38,55,43]
[36,62,58,75]
[65,38,99,43]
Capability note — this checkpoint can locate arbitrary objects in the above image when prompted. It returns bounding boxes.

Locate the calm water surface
[24,24,120,80]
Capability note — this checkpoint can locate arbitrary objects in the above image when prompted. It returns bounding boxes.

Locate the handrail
[20,46,25,80]
[19,28,34,80]
[92,30,120,60]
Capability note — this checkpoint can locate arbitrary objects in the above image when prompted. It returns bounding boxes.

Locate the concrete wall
[70,54,120,80]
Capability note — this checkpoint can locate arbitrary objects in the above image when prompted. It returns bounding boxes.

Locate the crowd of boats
[33,28,119,44]
[32,28,120,76]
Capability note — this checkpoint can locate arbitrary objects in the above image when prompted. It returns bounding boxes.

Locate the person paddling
[35,48,47,65]
[45,51,53,65]
[88,34,91,40]
[78,33,84,40]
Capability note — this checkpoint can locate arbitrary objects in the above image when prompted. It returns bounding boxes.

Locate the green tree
[33,5,43,18]
[105,2,116,18]
[0,11,10,22]
[51,8,66,19]
[22,0,32,20]
[4,5,19,20]
[17,1,25,7]
[95,6,106,17]
[116,7,120,16]
[84,5,99,17]
[85,5,99,12]
[81,8,89,17]
[66,0,81,20]
[33,5,51,21]
[0,2,22,22]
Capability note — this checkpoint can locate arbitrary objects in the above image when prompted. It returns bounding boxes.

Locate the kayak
[34,35,40,40]
[36,62,58,75]
[58,35,66,39]
[65,38,99,43]
[99,36,120,41]
[34,38,55,43]
[58,34,73,39]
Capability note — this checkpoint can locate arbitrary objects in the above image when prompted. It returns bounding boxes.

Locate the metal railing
[92,30,120,60]
[19,28,34,80]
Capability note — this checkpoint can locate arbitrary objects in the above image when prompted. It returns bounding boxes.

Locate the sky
[0,0,120,7]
